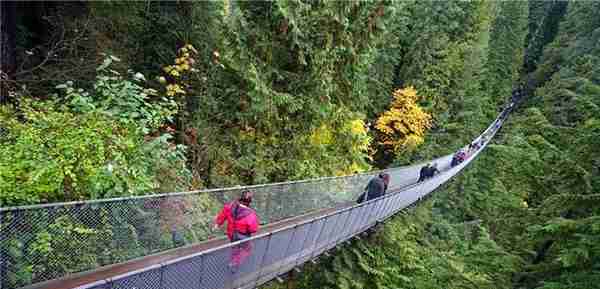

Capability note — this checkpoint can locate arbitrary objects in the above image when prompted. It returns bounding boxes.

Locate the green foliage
[380,0,496,167]
[394,0,487,103]
[29,216,104,278]
[0,101,186,206]
[89,1,194,75]
[429,2,600,288]
[0,101,141,205]
[0,59,189,206]
[176,0,410,185]
[266,205,518,289]
[485,0,529,105]
[267,1,599,289]
[514,2,600,287]
[6,1,600,288]
[523,0,568,74]
[60,56,178,134]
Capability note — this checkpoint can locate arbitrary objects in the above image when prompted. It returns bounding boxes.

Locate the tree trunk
[0,0,17,104]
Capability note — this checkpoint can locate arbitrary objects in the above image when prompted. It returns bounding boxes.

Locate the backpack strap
[232,201,240,220]
[364,178,372,201]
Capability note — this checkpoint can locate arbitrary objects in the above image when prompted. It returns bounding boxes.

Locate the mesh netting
[0,105,510,289]
[0,159,445,288]
[92,123,499,289]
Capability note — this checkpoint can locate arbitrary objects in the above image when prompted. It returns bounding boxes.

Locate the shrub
[0,58,189,206]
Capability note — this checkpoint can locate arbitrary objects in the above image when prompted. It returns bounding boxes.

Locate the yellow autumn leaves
[163,44,197,76]
[309,119,369,149]
[309,124,334,145]
[375,86,432,153]
[305,86,430,175]
[160,44,198,96]
[308,117,372,176]
[165,84,185,96]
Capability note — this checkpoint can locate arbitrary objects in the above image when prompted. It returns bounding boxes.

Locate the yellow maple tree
[375,86,432,153]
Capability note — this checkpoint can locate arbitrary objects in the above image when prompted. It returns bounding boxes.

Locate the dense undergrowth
[1,0,599,288]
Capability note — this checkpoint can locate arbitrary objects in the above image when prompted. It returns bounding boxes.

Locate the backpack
[231,203,251,242]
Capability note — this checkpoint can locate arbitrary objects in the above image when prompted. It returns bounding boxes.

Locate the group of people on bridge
[451,140,482,167]
[171,87,522,272]
[194,86,527,271]
[209,172,394,270]
[210,144,488,270]
[449,84,524,169]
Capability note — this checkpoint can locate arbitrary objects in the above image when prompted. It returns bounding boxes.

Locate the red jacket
[215,202,259,241]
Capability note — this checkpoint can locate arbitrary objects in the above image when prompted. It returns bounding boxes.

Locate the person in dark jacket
[451,154,460,167]
[500,107,509,119]
[468,141,480,153]
[457,149,467,162]
[426,163,439,178]
[381,173,390,193]
[494,119,503,130]
[511,89,519,103]
[478,138,486,148]
[452,149,467,167]
[418,164,431,182]
[512,85,524,103]
[357,173,390,203]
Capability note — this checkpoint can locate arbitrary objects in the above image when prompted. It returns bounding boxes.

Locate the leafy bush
[61,55,178,133]
[0,59,189,206]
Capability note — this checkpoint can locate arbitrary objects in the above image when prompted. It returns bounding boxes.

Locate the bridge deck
[14,104,510,289]
[26,203,350,289]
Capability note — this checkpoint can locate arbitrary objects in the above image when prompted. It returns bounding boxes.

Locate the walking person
[381,173,390,193]
[214,190,260,269]
[357,173,390,203]
[460,147,468,161]
[451,153,461,167]
[426,163,440,179]
[418,164,431,182]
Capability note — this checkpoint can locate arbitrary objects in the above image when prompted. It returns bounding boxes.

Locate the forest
[0,0,599,289]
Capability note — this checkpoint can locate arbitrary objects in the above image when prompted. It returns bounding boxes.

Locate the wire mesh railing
[0,101,511,289]
[68,119,498,289]
[0,157,452,288]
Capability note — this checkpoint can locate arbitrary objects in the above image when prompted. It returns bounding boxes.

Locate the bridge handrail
[0,103,511,289]
[0,150,455,213]
[90,112,500,289]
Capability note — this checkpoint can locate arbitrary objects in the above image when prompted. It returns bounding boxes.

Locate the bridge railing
[0,145,456,288]
[0,100,509,289]
[79,119,497,289]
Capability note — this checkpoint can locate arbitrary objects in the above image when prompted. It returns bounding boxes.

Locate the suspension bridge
[1,103,511,289]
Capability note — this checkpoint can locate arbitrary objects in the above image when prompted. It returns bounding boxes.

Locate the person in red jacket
[214,190,260,268]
